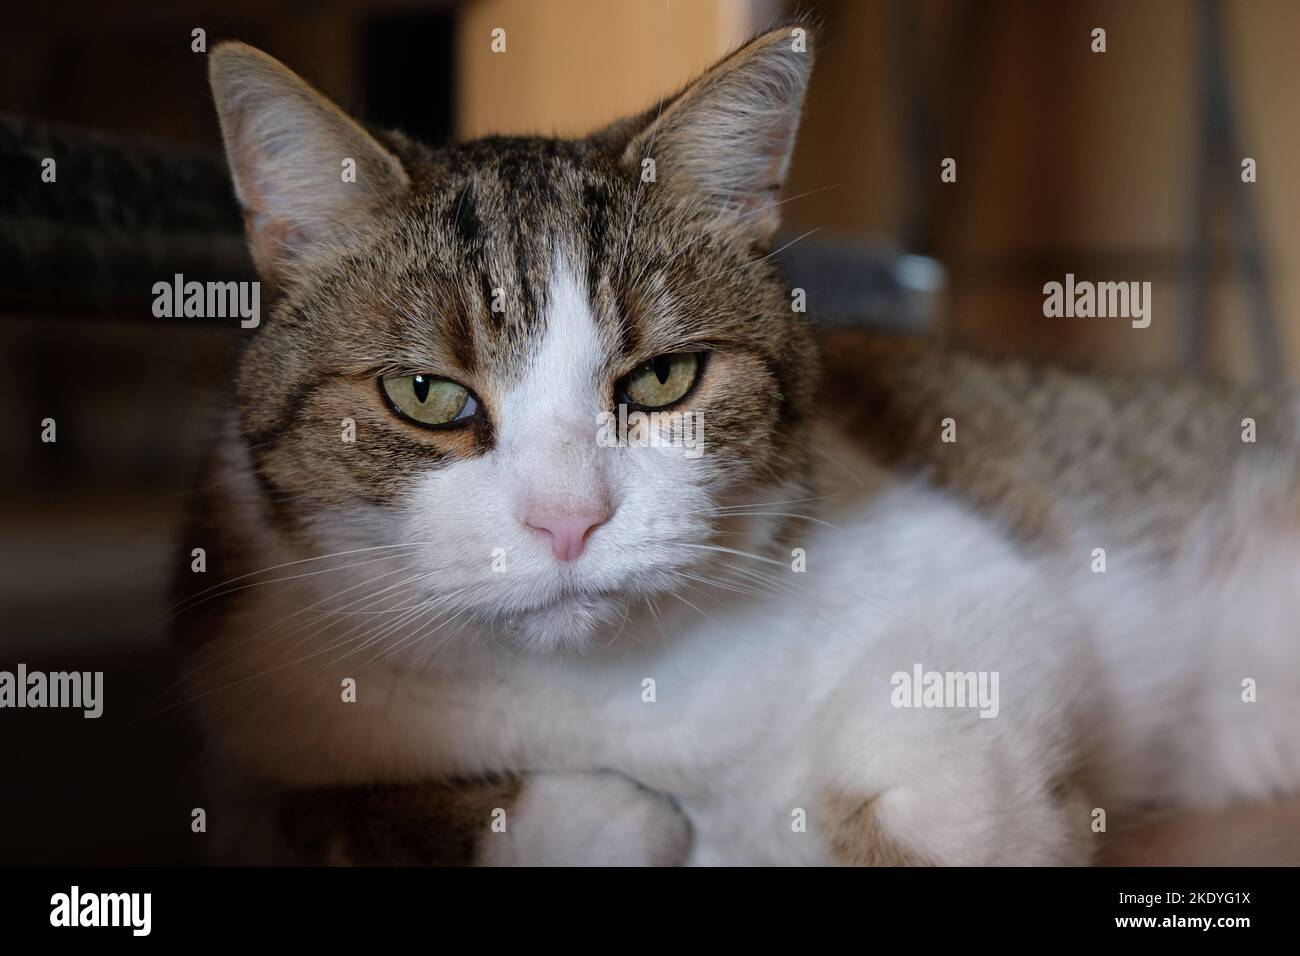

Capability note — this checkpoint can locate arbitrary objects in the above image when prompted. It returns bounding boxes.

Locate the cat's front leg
[810,643,1095,865]
[280,771,690,866]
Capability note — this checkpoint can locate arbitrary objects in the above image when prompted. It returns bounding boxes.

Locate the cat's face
[211,27,819,651]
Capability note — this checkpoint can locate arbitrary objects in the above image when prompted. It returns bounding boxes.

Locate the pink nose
[525,511,609,562]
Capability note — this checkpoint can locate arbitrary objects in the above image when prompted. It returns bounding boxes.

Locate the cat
[176,23,1300,865]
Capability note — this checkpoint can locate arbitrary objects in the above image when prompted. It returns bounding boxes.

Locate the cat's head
[209,25,820,652]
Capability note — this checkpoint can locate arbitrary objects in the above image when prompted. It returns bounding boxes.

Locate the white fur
[198,255,1300,865]
[478,771,689,866]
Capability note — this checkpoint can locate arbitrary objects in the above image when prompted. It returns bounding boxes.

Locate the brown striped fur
[818,328,1300,556]
[280,776,522,866]
[820,792,935,866]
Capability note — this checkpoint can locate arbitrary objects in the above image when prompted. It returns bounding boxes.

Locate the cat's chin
[501,592,624,653]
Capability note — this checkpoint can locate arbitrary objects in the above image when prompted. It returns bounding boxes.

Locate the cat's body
[179,26,1300,865]
[193,411,1085,865]
[186,331,1300,865]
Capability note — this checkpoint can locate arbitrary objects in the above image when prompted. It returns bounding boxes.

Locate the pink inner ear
[243,209,298,280]
[212,44,412,278]
[759,111,799,184]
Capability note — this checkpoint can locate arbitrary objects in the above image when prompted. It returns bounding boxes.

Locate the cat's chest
[481,592,831,784]
[458,492,966,784]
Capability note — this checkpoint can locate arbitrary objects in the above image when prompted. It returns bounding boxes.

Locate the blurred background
[2,0,1298,863]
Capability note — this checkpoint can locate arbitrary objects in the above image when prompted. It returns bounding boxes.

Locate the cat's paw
[820,778,1093,866]
[478,771,691,866]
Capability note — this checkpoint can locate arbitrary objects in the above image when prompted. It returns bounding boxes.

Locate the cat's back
[817,329,1300,553]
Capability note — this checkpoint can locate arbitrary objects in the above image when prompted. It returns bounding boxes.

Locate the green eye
[381,373,477,427]
[618,352,701,409]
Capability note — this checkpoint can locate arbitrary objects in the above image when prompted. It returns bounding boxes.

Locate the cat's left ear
[208,42,410,279]
[613,24,815,244]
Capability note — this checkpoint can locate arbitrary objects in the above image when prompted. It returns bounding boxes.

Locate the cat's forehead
[431,136,637,291]
[350,136,676,382]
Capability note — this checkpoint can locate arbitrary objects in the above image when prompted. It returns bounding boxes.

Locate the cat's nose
[525,510,610,562]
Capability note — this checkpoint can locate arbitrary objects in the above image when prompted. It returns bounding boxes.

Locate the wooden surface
[1102,798,1300,866]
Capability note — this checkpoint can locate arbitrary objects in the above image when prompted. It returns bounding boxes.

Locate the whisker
[166,542,433,618]
[681,227,822,291]
[676,542,787,567]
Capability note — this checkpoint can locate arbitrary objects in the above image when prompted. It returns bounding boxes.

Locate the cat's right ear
[208,42,409,279]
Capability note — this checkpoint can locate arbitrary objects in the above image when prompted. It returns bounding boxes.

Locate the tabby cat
[177,25,1300,865]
